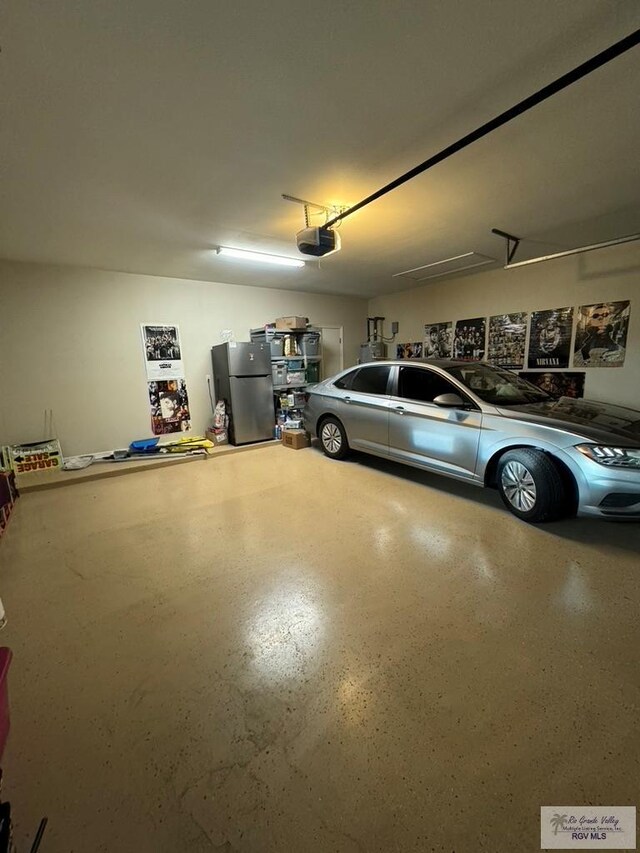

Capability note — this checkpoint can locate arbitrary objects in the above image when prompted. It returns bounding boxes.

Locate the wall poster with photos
[487,313,528,369]
[519,371,585,400]
[141,324,184,380]
[453,317,486,361]
[527,307,573,369]
[573,301,630,368]
[396,342,423,359]
[148,378,191,435]
[141,323,191,435]
[423,322,453,358]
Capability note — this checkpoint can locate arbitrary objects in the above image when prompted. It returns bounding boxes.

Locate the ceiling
[1,1,639,298]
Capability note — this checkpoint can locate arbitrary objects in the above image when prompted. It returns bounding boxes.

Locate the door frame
[318,325,344,378]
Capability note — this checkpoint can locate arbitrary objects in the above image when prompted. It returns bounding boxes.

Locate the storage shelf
[271,355,321,362]
[250,326,322,335]
[273,383,309,390]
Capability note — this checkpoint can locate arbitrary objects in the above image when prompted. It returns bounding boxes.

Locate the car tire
[319,416,350,460]
[497,449,567,523]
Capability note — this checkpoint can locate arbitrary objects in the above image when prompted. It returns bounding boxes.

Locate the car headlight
[576,444,640,469]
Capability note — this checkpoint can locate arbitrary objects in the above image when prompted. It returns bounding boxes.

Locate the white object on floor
[62,455,95,470]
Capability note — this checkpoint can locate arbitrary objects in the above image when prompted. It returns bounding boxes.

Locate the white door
[319,327,343,379]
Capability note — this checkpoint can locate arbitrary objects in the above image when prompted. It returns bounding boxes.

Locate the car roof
[354,358,472,369]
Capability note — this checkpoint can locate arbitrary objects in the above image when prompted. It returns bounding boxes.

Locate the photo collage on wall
[487,313,527,369]
[423,322,453,358]
[148,378,191,435]
[396,342,423,359]
[141,324,191,435]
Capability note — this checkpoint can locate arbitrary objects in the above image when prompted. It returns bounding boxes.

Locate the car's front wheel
[319,416,350,460]
[497,449,567,522]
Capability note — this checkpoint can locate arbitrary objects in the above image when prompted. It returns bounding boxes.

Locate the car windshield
[445,363,552,405]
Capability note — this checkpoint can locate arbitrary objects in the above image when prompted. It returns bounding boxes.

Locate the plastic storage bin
[268,336,284,357]
[301,333,321,356]
[286,370,306,386]
[272,362,288,385]
[250,326,285,356]
[305,362,320,383]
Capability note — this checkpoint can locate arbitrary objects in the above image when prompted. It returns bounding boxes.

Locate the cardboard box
[206,428,229,446]
[282,429,311,450]
[275,316,308,331]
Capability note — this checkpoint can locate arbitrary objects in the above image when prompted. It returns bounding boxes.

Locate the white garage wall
[0,260,367,455]
[368,240,640,408]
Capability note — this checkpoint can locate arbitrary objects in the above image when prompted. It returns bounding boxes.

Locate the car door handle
[394,406,405,415]
[343,396,352,404]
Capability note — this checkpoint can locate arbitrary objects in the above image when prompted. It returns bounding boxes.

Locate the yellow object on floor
[158,435,214,451]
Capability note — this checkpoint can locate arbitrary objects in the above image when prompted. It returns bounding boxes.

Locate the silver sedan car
[303,359,640,522]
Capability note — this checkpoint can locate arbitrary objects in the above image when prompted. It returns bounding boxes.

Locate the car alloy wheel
[501,460,537,512]
[321,422,342,454]
[496,448,568,523]
[318,416,350,460]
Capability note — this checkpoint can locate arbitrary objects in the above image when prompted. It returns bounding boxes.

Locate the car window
[334,369,357,390]
[351,365,391,395]
[446,363,550,405]
[398,366,462,403]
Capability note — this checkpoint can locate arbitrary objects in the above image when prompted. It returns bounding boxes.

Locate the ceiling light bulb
[216,247,305,268]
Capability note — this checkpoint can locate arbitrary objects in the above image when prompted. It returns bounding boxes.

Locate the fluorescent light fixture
[215,246,305,268]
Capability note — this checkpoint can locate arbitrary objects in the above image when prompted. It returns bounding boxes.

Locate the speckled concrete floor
[1,443,638,852]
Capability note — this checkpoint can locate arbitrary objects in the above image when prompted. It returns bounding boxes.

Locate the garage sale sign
[3,439,63,474]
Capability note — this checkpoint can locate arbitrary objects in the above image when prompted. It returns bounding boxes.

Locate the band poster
[148,378,192,435]
[141,324,184,381]
[527,307,573,369]
[423,322,453,358]
[519,372,585,400]
[396,342,423,359]
[453,318,486,361]
[573,301,630,368]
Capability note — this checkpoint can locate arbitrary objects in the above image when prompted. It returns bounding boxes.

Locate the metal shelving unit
[251,324,322,434]
[273,383,310,391]
[271,355,321,363]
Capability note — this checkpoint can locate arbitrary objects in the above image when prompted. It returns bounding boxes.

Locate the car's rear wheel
[319,417,350,460]
[497,449,567,522]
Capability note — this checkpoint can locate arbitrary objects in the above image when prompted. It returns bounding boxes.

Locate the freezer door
[229,375,274,444]
[227,342,271,376]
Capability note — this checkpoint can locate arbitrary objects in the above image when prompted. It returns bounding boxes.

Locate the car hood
[496,397,640,445]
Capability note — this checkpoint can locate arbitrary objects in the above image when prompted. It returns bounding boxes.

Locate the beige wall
[369,241,640,408]
[0,260,366,455]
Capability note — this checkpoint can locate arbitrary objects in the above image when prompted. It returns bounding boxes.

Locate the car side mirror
[433,393,467,408]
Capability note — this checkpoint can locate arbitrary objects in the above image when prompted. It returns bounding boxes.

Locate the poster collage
[141,325,192,435]
[394,301,631,400]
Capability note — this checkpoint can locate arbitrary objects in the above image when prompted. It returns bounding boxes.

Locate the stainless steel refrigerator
[211,342,274,445]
